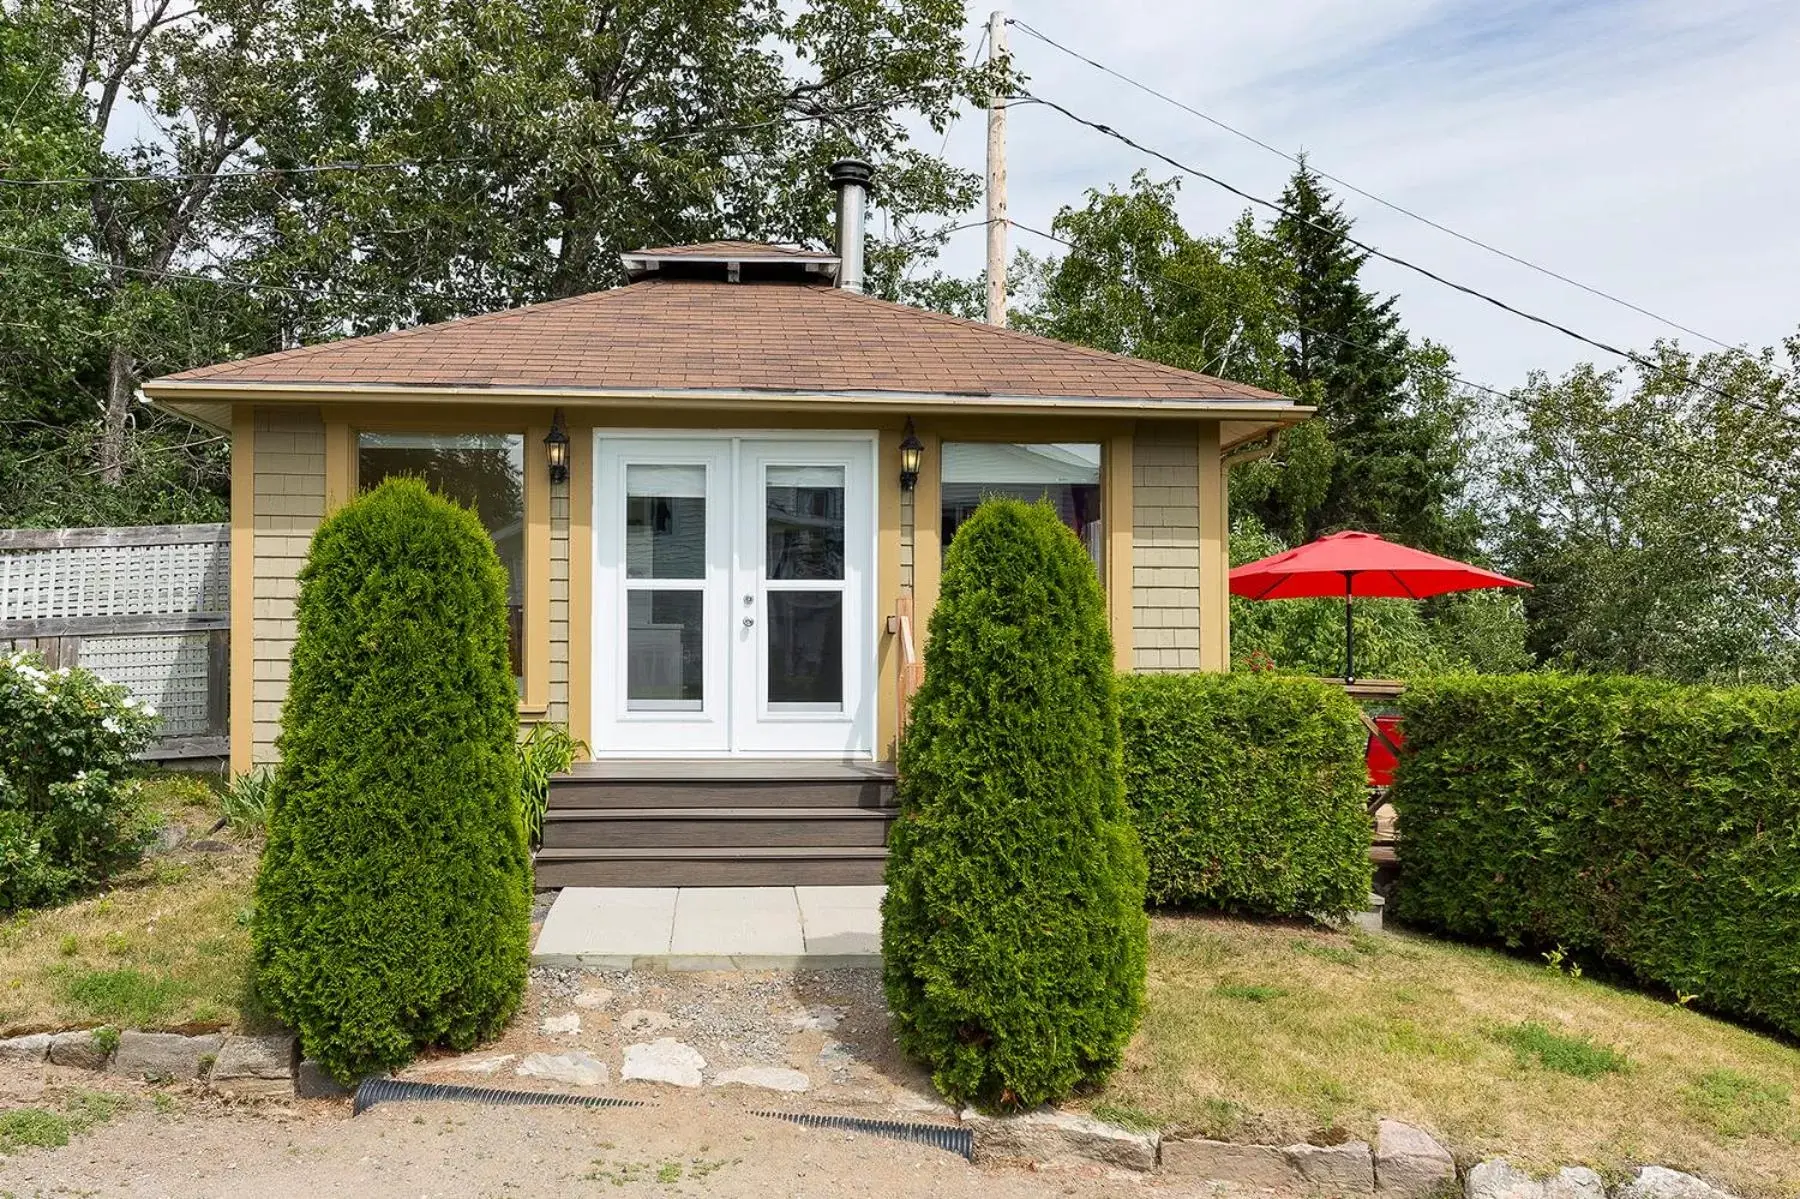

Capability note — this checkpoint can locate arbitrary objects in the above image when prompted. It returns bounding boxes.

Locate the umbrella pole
[1343,571,1355,684]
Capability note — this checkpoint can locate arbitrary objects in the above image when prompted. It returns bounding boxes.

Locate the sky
[921,0,1800,391]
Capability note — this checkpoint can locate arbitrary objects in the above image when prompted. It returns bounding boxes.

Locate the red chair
[1365,715,1405,788]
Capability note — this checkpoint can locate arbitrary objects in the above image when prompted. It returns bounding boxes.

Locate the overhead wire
[1008,17,1748,358]
[1011,90,1794,423]
[1005,217,1784,488]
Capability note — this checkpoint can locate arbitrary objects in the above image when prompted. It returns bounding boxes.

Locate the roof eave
[140,377,1310,428]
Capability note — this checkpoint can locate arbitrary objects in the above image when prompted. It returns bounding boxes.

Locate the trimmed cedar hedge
[254,478,532,1082]
[1392,674,1800,1036]
[1118,673,1371,918]
[883,499,1147,1110]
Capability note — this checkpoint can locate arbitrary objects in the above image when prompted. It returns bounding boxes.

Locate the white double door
[593,434,876,756]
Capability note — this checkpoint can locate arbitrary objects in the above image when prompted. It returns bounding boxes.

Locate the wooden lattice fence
[0,524,230,760]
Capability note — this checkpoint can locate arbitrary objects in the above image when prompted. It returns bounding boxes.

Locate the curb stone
[0,1033,52,1063]
[1376,1119,1457,1199]
[111,1031,222,1081]
[47,1029,113,1070]
[961,1108,1158,1172]
[209,1033,298,1098]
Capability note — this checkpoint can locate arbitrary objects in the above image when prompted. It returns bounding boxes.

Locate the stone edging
[961,1110,1741,1199]
[0,1027,348,1100]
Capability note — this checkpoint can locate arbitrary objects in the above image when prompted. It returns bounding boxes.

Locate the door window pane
[940,443,1103,577]
[627,590,704,709]
[358,432,526,673]
[767,591,843,706]
[767,465,845,581]
[626,464,707,580]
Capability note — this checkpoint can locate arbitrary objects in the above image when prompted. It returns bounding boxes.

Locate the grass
[1081,914,1800,1199]
[0,771,266,1035]
[0,1090,133,1156]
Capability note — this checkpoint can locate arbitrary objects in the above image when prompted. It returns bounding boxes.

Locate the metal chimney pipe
[828,157,873,293]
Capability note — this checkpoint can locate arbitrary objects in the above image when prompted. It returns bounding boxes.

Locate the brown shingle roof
[151,278,1289,404]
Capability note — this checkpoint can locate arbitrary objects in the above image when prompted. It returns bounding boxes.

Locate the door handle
[743,616,755,628]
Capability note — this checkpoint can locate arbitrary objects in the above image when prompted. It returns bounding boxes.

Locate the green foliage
[57,968,190,1028]
[1392,674,1800,1038]
[1488,1022,1629,1079]
[1118,673,1370,918]
[518,723,587,850]
[1491,348,1800,684]
[220,769,273,833]
[0,651,160,911]
[0,1107,70,1153]
[883,499,1148,1110]
[1684,1069,1793,1140]
[253,478,532,1083]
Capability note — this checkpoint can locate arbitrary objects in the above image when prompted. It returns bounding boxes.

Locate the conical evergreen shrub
[882,498,1148,1109]
[253,478,531,1082]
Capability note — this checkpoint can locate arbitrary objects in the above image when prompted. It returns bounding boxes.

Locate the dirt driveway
[1,966,1168,1198]
[0,1090,1167,1199]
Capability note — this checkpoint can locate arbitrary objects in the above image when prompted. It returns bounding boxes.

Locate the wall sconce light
[899,418,923,492]
[544,410,570,484]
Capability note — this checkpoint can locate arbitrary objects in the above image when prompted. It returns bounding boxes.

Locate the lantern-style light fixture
[544,410,570,484]
[898,418,923,492]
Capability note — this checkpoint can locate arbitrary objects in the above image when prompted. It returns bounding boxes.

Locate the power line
[1009,17,1747,357]
[1014,90,1792,422]
[1006,217,1786,487]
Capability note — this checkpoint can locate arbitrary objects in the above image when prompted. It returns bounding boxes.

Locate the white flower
[55,667,70,678]
[102,717,121,734]
[121,696,138,709]
[141,704,157,719]
[75,770,89,781]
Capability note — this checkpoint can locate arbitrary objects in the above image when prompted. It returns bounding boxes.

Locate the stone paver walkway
[532,885,883,969]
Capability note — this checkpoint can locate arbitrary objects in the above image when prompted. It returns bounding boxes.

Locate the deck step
[540,806,893,849]
[548,763,895,811]
[534,845,889,888]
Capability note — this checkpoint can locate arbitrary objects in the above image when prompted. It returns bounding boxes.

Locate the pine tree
[1261,162,1473,555]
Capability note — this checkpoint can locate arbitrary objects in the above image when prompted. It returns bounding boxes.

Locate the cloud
[925,0,1800,389]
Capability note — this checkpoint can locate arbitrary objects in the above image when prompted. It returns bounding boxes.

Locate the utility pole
[984,9,1008,327]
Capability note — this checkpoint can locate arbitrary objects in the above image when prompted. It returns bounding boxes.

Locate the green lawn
[1082,914,1800,1199]
[0,773,267,1035]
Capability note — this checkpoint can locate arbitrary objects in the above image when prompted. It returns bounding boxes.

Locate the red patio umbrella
[1229,530,1529,681]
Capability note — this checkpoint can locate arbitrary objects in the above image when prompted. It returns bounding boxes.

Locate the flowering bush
[0,650,160,910]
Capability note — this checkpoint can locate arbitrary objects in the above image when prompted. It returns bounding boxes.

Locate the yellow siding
[547,477,571,727]
[250,406,326,762]
[1131,421,1204,672]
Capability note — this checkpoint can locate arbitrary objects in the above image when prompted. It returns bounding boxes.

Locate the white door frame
[590,430,879,759]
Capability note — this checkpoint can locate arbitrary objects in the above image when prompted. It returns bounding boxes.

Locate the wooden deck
[535,759,898,887]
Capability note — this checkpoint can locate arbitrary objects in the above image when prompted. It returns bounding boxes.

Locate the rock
[1287,1140,1375,1193]
[539,1012,580,1036]
[621,1039,705,1088]
[418,1054,516,1077]
[1547,1168,1607,1199]
[516,1051,610,1087]
[1466,1162,1608,1199]
[787,1006,843,1032]
[1161,1138,1298,1188]
[817,1040,855,1067]
[295,1059,355,1100]
[210,1033,297,1098]
[47,1030,112,1070]
[1467,1160,1544,1199]
[1616,1167,1739,1199]
[111,1031,221,1081]
[1376,1119,1456,1199]
[189,839,234,853]
[618,1009,674,1036]
[0,1033,51,1063]
[712,1066,811,1093]
[965,1108,1159,1172]
[572,987,614,1010]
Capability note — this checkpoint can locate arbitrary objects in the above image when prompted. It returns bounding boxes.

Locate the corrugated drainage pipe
[753,1109,974,1161]
[351,1077,647,1117]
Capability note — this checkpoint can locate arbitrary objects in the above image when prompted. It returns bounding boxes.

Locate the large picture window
[357,432,526,676]
[941,442,1103,575]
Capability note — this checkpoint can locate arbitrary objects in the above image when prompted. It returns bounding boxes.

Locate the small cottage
[144,160,1306,885]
